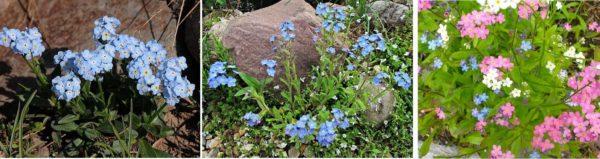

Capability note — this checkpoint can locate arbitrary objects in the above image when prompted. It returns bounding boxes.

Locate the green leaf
[419,136,433,157]
[239,73,261,89]
[139,139,171,157]
[58,114,80,124]
[51,122,78,132]
[464,133,483,145]
[84,129,102,139]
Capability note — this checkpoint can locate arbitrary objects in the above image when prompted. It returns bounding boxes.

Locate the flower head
[52,73,81,101]
[394,71,411,90]
[243,112,261,126]
[261,59,277,77]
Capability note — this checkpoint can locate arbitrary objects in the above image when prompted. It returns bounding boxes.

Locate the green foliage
[0,55,193,157]
[202,2,413,157]
[418,1,598,158]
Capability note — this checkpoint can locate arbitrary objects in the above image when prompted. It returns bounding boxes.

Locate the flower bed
[418,0,599,158]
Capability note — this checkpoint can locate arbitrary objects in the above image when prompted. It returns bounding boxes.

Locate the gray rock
[418,140,481,158]
[368,1,409,26]
[206,10,244,38]
[218,0,322,81]
[287,147,300,158]
[364,79,396,124]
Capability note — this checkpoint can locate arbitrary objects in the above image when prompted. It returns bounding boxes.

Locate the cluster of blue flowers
[158,57,194,105]
[394,71,411,90]
[427,35,443,50]
[316,121,337,147]
[243,112,261,126]
[432,57,443,69]
[471,107,490,121]
[316,3,346,33]
[373,72,389,86]
[520,40,532,51]
[125,40,169,96]
[279,20,296,41]
[330,108,350,129]
[0,27,45,60]
[51,16,194,105]
[261,59,277,77]
[110,34,145,59]
[51,73,81,102]
[285,114,318,140]
[207,61,237,88]
[460,56,479,72]
[316,108,351,147]
[285,108,352,147]
[353,33,386,56]
[93,16,120,43]
[473,93,489,105]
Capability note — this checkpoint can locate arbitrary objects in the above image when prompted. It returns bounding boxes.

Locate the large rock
[219,0,322,80]
[364,79,396,124]
[368,1,410,27]
[0,0,177,106]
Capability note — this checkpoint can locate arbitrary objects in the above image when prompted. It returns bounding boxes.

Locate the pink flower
[500,103,514,117]
[589,22,599,32]
[457,11,504,40]
[435,107,446,119]
[564,23,572,31]
[518,0,549,19]
[475,120,487,133]
[418,0,433,11]
[567,61,600,114]
[479,56,514,74]
[490,145,514,159]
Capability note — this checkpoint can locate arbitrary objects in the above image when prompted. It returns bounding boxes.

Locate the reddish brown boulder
[219,0,322,80]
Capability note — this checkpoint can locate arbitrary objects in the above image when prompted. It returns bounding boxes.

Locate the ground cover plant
[202,0,413,157]
[0,16,197,157]
[418,0,599,158]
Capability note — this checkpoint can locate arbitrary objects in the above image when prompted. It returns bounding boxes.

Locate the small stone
[277,142,287,149]
[208,149,219,158]
[207,138,222,149]
[288,147,300,158]
[242,144,254,151]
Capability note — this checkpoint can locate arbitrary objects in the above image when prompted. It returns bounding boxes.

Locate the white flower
[546,61,556,72]
[340,143,348,148]
[437,24,449,45]
[510,89,522,98]
[502,78,513,87]
[351,145,358,151]
[555,1,562,9]
[564,46,586,67]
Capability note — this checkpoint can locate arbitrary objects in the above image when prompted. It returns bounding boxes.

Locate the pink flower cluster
[479,56,514,74]
[475,120,487,133]
[493,103,518,127]
[532,61,600,152]
[532,112,600,152]
[589,22,600,32]
[567,61,600,114]
[435,107,446,119]
[418,0,432,12]
[518,0,548,20]
[457,11,505,39]
[490,145,514,159]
